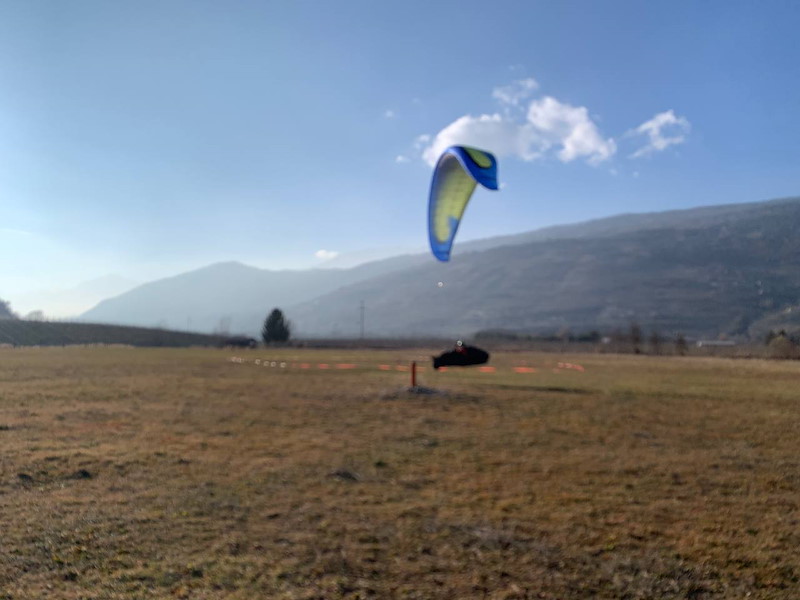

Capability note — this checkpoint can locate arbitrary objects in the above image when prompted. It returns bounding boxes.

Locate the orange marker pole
[411,361,417,387]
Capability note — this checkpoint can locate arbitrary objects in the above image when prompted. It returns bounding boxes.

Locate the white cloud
[412,78,689,169]
[395,155,410,163]
[421,113,544,166]
[420,96,615,166]
[492,77,539,107]
[527,96,616,165]
[414,134,431,149]
[384,109,396,119]
[314,249,339,261]
[629,109,690,158]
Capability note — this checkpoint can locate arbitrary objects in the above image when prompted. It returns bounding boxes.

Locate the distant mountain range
[80,259,423,334]
[80,197,800,340]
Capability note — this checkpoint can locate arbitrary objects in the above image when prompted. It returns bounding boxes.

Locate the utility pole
[359,300,365,339]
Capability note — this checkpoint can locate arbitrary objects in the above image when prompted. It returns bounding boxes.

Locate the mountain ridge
[80,197,800,338]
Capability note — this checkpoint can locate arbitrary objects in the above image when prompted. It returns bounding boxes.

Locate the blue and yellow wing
[428,146,498,262]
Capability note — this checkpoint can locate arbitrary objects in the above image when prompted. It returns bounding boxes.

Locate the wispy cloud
[314,249,339,261]
[629,109,690,158]
[395,155,410,163]
[383,109,396,119]
[414,134,431,150]
[492,77,539,108]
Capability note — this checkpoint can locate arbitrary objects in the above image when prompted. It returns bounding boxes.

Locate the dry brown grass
[1,347,798,599]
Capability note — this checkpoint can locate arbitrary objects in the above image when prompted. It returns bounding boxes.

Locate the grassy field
[0,347,798,599]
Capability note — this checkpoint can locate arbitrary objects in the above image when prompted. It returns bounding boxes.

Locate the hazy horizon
[5,193,800,318]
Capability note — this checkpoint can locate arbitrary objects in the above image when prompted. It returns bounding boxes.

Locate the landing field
[1,347,798,599]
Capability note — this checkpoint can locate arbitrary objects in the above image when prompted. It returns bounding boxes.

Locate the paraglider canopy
[428,146,499,262]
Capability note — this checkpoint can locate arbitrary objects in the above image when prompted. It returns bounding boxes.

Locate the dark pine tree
[0,298,16,319]
[262,308,291,344]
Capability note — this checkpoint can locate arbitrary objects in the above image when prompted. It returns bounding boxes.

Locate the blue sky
[2,1,799,315]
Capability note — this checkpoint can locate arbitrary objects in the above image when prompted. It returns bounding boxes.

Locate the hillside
[290,198,800,339]
[456,196,800,254]
[79,254,437,334]
[82,262,356,333]
[80,197,800,339]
